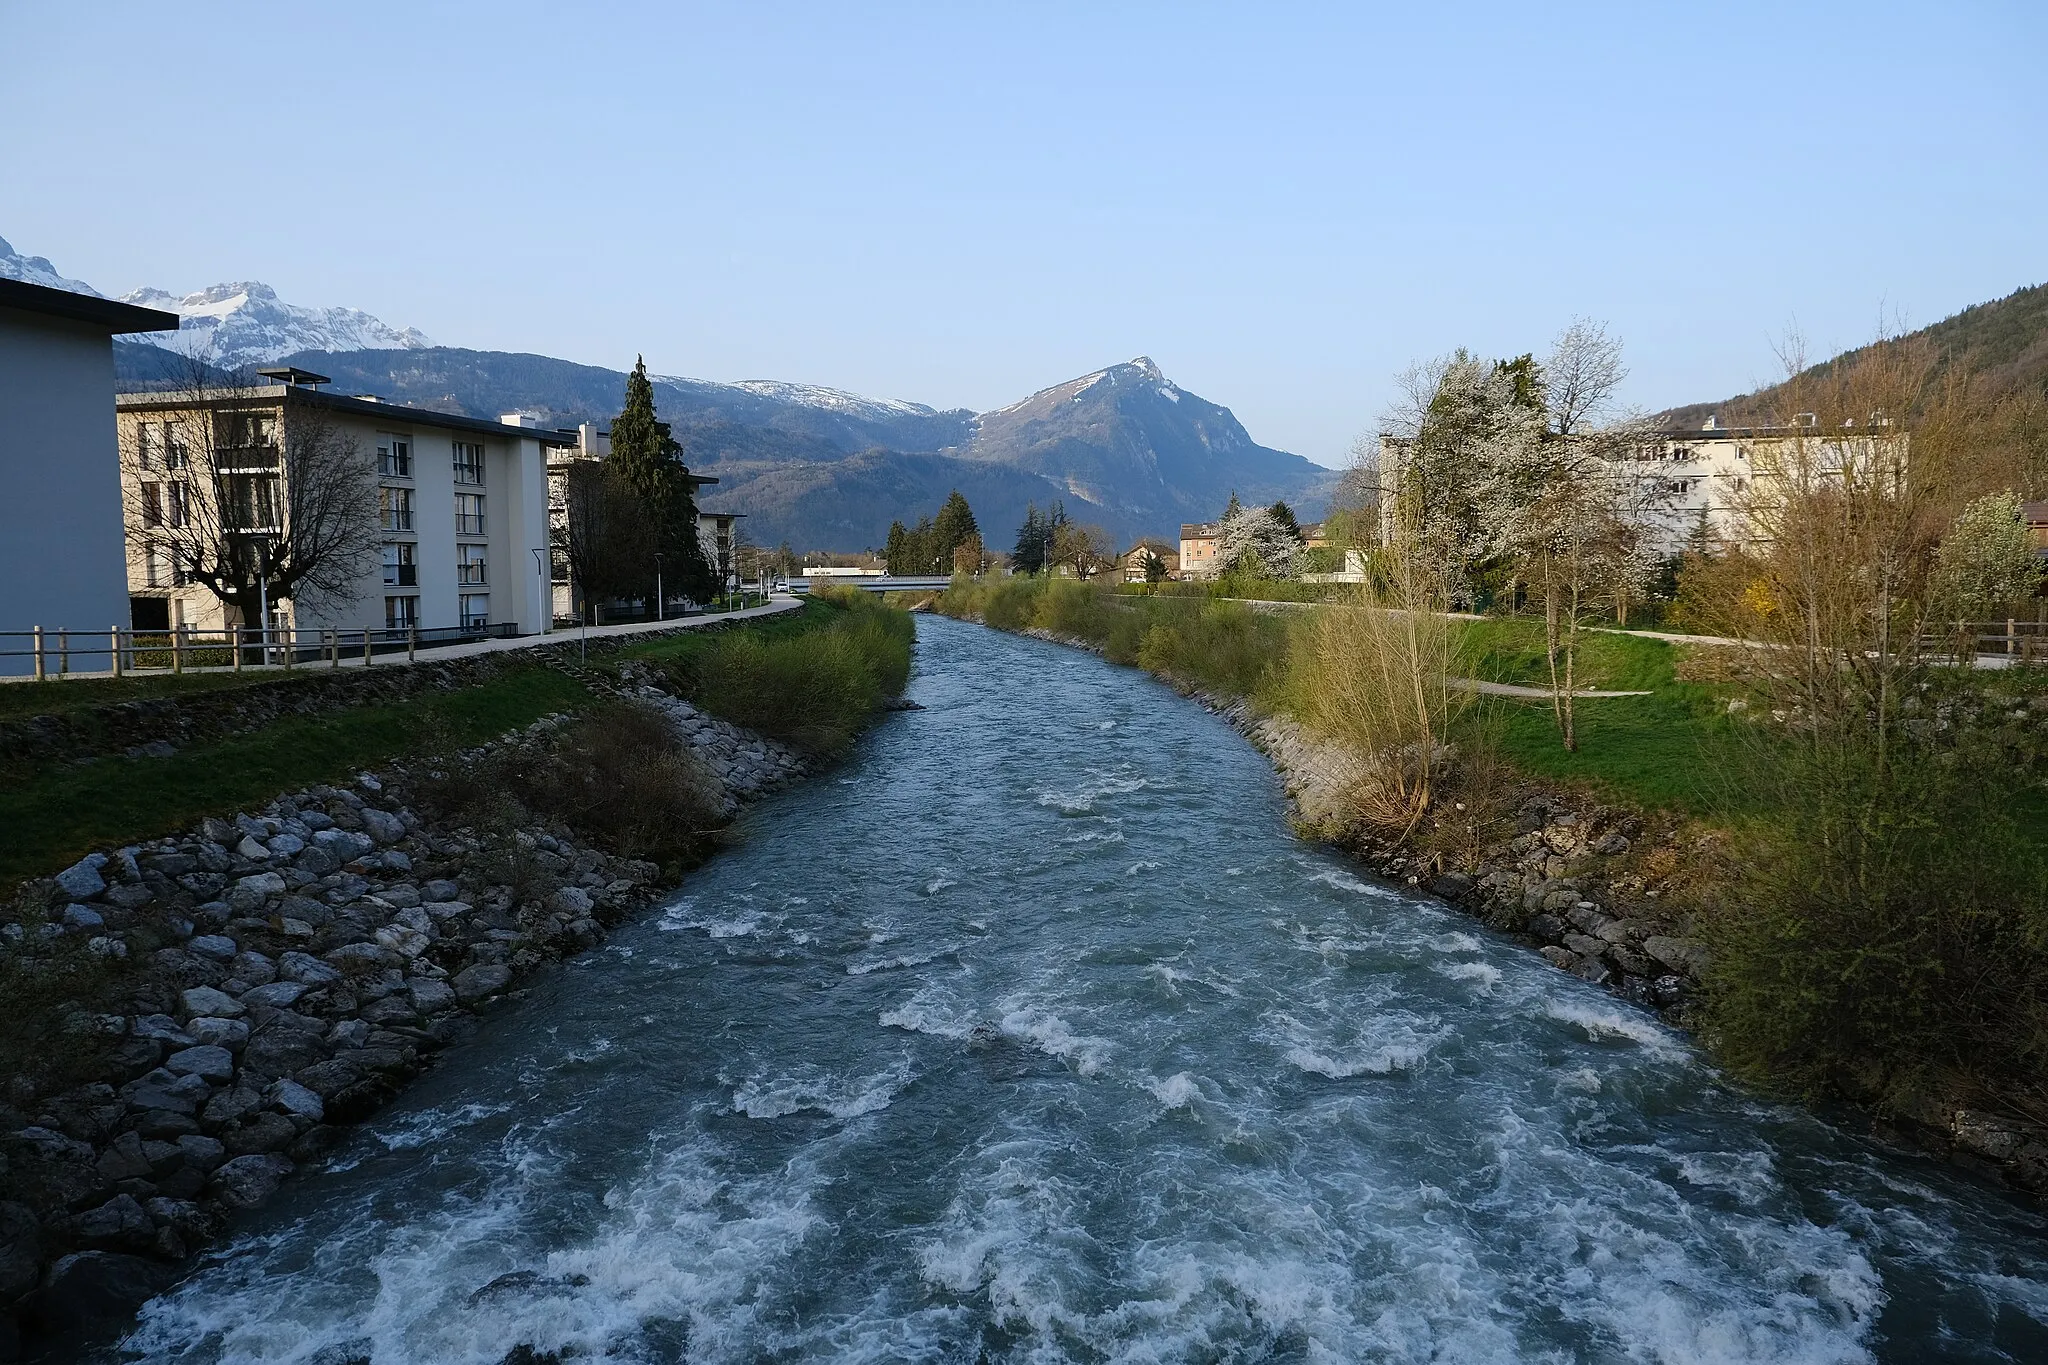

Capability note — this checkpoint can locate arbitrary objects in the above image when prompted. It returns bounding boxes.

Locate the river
[97,614,2048,1363]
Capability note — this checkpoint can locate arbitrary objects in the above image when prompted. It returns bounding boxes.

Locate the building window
[459,594,489,629]
[141,483,162,527]
[143,542,187,588]
[223,476,278,531]
[385,595,418,630]
[380,487,415,531]
[221,410,277,451]
[455,492,486,537]
[377,434,413,478]
[382,542,417,588]
[458,543,487,586]
[138,421,189,470]
[163,483,189,528]
[453,441,485,485]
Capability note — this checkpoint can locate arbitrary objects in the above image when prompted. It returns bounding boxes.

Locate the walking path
[0,597,804,684]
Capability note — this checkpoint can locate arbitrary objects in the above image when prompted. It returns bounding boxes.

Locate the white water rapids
[96,615,2048,1363]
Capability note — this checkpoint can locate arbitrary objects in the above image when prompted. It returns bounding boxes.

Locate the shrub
[0,891,140,1093]
[690,596,911,757]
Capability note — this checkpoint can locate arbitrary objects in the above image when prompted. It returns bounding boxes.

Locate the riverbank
[0,595,912,1355]
[944,584,2048,1209]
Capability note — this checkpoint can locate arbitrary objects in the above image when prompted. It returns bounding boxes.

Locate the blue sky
[4,1,2041,467]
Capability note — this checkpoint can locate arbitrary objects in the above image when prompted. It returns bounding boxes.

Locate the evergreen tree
[1013,504,1046,574]
[932,490,979,567]
[1223,490,1243,521]
[884,520,911,576]
[609,355,713,606]
[1268,500,1303,541]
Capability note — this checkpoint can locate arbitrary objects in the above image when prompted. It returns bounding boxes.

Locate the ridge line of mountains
[1,234,1336,551]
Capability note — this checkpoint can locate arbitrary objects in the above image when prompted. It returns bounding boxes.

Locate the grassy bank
[938,575,2048,1115]
[2,595,912,886]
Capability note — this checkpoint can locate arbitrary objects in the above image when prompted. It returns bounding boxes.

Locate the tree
[884,520,911,575]
[1931,490,2042,634]
[1143,549,1168,584]
[1216,504,1305,580]
[1013,501,1068,575]
[952,531,987,577]
[1268,500,1303,542]
[932,490,979,568]
[555,460,651,626]
[121,351,377,652]
[609,356,713,606]
[1050,520,1116,578]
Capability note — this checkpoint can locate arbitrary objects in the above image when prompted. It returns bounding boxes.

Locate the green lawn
[0,666,592,885]
[0,667,317,722]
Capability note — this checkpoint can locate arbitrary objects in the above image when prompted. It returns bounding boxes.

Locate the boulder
[210,1153,294,1209]
[408,978,457,1015]
[241,1023,328,1079]
[1643,935,1712,979]
[267,1080,326,1122]
[131,1014,196,1047]
[453,963,513,1004]
[180,986,244,1020]
[164,1045,236,1082]
[278,951,343,986]
[422,879,462,902]
[200,1084,264,1130]
[231,951,279,986]
[266,832,306,858]
[55,855,108,901]
[175,1134,227,1173]
[242,981,309,1010]
[546,886,593,918]
[96,1133,155,1183]
[31,1252,174,1330]
[68,1194,153,1251]
[62,905,104,931]
[221,1112,297,1155]
[188,1016,250,1050]
[187,934,239,962]
[359,808,406,845]
[294,1058,368,1099]
[120,1068,212,1116]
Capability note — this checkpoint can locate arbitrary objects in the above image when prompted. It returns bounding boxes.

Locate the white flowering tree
[1216,504,1306,580]
[1931,491,2043,641]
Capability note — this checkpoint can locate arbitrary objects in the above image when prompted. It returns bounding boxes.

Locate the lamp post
[653,552,664,622]
[531,547,548,635]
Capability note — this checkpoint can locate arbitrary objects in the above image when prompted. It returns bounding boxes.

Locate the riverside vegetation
[935,558,2048,1195]
[0,592,911,1350]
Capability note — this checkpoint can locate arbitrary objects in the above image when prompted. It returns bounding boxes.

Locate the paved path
[1453,677,1652,699]
[1,597,804,684]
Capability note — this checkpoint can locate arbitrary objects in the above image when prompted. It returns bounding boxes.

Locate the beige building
[118,369,567,640]
[1121,538,1180,582]
[1178,521,1220,578]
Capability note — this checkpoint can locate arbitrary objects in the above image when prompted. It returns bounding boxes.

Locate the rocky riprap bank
[0,691,804,1350]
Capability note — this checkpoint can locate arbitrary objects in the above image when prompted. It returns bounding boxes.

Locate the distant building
[1121,538,1180,582]
[1179,521,1221,578]
[118,371,566,639]
[544,424,733,620]
[2024,500,2048,563]
[1,278,178,672]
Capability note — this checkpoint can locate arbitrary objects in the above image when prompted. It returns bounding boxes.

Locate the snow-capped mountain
[118,282,432,368]
[0,232,432,368]
[0,235,101,295]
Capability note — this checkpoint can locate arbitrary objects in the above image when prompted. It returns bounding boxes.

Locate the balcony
[458,565,487,586]
[382,564,418,588]
[455,514,486,536]
[214,444,279,471]
[380,511,415,532]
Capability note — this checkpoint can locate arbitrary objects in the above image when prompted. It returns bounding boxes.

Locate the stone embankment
[0,690,802,1348]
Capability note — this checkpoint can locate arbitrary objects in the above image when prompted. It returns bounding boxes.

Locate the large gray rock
[359,807,406,845]
[95,1132,154,1183]
[164,1045,236,1082]
[221,1112,297,1155]
[422,879,462,902]
[1643,935,1712,979]
[231,951,278,986]
[120,1068,212,1116]
[229,871,287,913]
[200,1083,264,1129]
[210,1153,294,1209]
[180,986,244,1019]
[175,1134,227,1172]
[241,1023,327,1079]
[187,934,238,962]
[266,832,306,858]
[241,981,309,1010]
[69,1195,152,1251]
[267,1079,325,1121]
[313,829,374,861]
[546,886,593,918]
[131,1014,195,1047]
[278,951,342,986]
[188,1016,250,1050]
[453,963,513,1004]
[408,978,457,1015]
[55,855,107,901]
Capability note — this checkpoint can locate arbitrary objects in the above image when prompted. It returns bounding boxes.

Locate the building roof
[2023,500,2048,526]
[1180,522,1220,538]
[116,384,580,447]
[1124,538,1178,556]
[0,278,180,334]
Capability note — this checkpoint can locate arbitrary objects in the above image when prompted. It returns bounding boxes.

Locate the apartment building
[1179,522,1220,578]
[118,369,566,638]
[543,424,738,620]
[1,278,178,671]
[1121,538,1180,582]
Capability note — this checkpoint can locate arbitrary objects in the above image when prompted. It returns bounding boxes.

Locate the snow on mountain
[659,374,940,422]
[119,281,433,368]
[0,235,102,296]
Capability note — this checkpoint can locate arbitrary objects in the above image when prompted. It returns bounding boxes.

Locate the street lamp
[653,552,665,622]
[531,547,548,635]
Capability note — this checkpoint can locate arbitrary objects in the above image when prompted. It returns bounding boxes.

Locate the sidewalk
[1,596,804,683]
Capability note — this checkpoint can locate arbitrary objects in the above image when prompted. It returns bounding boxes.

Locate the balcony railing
[455,514,486,536]
[214,444,279,470]
[383,565,418,587]
[380,512,414,531]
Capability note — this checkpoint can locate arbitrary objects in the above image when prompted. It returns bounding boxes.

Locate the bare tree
[121,349,376,650]
[1051,521,1117,579]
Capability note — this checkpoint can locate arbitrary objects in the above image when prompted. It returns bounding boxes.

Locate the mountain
[0,235,100,294]
[958,357,1335,529]
[1664,281,2048,428]
[9,220,1334,548]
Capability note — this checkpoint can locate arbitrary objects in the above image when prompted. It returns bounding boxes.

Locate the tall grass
[665,593,913,757]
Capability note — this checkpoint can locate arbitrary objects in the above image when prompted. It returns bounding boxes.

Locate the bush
[689,595,912,757]
[0,891,141,1093]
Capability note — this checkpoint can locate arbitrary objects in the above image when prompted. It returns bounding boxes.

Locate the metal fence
[1,621,521,681]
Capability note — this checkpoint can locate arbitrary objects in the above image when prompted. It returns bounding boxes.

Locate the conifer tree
[932,490,979,567]
[1013,504,1046,574]
[609,356,713,606]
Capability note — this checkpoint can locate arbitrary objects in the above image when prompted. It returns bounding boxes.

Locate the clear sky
[4,1,2041,467]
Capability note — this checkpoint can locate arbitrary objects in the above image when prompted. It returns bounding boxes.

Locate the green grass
[0,666,593,885]
[0,667,312,722]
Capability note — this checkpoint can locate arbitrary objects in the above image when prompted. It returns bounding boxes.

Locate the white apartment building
[118,369,567,639]
[1,278,178,672]
[544,426,742,621]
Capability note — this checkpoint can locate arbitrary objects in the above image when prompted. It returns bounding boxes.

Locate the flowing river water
[96,614,2048,1363]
